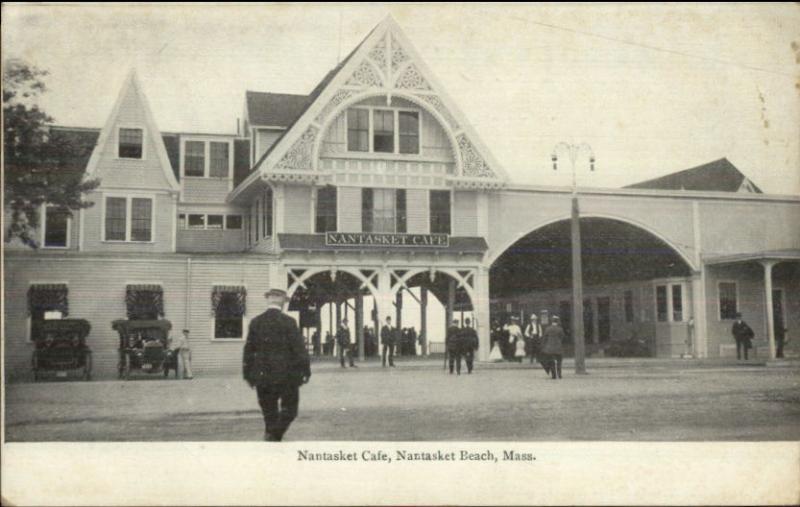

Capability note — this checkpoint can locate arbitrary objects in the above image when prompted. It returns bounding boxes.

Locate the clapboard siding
[453,191,478,236]
[92,78,173,190]
[182,178,230,204]
[283,186,312,234]
[337,187,362,232]
[81,191,176,253]
[255,129,283,163]
[4,255,277,381]
[177,230,245,253]
[406,188,429,233]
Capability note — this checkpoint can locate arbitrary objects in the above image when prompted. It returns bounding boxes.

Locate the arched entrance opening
[287,269,379,361]
[391,270,475,356]
[490,217,693,358]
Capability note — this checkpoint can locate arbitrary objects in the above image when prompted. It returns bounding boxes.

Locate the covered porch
[703,249,800,360]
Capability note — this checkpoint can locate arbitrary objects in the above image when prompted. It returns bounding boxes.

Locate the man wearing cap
[460,318,479,374]
[243,288,311,441]
[731,312,755,360]
[337,318,356,368]
[381,316,397,367]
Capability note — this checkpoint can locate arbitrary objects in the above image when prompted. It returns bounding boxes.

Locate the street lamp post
[552,142,594,375]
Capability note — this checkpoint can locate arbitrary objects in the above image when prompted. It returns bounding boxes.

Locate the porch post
[376,268,393,348]
[761,260,777,360]
[690,271,707,358]
[356,292,364,361]
[446,278,455,333]
[475,266,491,362]
[420,286,428,356]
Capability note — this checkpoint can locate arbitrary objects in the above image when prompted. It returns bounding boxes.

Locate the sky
[3,3,799,194]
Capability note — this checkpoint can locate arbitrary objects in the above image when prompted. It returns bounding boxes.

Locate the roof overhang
[703,249,800,266]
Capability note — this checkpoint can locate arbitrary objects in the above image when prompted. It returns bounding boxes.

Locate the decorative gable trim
[84,70,180,192]
[231,16,507,203]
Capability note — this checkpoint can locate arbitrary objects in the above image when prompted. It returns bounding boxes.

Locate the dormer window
[346,107,420,155]
[182,139,232,178]
[118,128,143,159]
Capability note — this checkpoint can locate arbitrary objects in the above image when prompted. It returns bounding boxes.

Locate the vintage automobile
[31,319,93,381]
[112,319,179,380]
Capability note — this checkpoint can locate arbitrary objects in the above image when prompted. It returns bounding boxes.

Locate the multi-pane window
[255,197,261,241]
[188,214,206,229]
[347,109,369,152]
[362,188,405,233]
[373,110,394,153]
[315,186,337,233]
[346,108,420,155]
[655,285,668,322]
[719,282,738,320]
[624,290,634,323]
[130,198,152,242]
[429,190,451,234]
[262,187,273,238]
[210,142,229,178]
[118,128,143,159]
[206,214,224,230]
[180,213,242,230]
[399,111,419,154]
[212,286,246,339]
[105,197,127,241]
[43,206,69,248]
[184,141,205,176]
[671,285,683,322]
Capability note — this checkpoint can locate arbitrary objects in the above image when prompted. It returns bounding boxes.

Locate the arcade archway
[489,217,694,358]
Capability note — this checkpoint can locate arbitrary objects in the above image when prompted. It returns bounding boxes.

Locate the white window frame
[346,106,422,156]
[210,283,248,341]
[40,205,71,249]
[179,212,242,231]
[102,193,156,243]
[717,280,739,321]
[180,137,233,180]
[26,280,69,343]
[653,279,688,323]
[116,125,146,160]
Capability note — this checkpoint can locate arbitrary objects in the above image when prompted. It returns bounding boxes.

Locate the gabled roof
[626,158,762,193]
[83,70,180,192]
[49,126,186,183]
[229,15,508,201]
[245,91,312,128]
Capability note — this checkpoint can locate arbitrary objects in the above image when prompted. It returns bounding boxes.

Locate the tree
[3,59,100,247]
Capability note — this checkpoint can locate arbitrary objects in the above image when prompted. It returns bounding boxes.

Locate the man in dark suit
[243,289,311,442]
[460,318,479,374]
[446,319,463,375]
[731,312,754,360]
[381,316,396,367]
[337,318,356,368]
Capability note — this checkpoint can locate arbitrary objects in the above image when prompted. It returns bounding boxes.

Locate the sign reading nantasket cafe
[325,232,449,248]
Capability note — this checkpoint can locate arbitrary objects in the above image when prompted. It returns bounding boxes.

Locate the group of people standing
[314,322,424,361]
[490,313,566,379]
[445,318,479,375]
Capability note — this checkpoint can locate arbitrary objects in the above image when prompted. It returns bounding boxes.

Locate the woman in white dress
[505,315,524,362]
[488,320,504,362]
